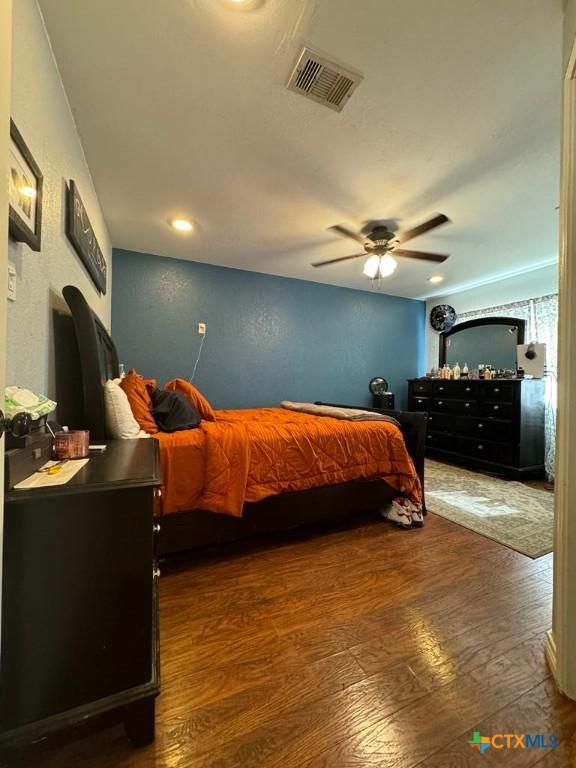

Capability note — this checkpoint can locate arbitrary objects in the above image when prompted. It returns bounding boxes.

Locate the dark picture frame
[8,119,43,252]
[66,180,107,295]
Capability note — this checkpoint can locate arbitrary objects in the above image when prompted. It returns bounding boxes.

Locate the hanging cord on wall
[189,332,206,383]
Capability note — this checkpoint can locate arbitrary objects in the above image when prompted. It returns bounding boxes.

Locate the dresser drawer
[458,381,478,397]
[455,416,513,443]
[410,396,431,411]
[426,413,453,433]
[480,401,512,419]
[483,382,514,402]
[411,380,433,395]
[434,398,478,415]
[426,432,453,450]
[434,382,458,397]
[433,381,478,398]
[456,437,513,465]
[451,399,479,415]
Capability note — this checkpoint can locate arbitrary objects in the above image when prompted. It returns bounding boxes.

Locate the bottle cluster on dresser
[429,363,519,381]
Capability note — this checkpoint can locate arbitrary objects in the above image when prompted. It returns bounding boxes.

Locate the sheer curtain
[457,294,558,480]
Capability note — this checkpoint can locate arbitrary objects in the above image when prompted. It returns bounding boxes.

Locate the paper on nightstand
[14,459,89,489]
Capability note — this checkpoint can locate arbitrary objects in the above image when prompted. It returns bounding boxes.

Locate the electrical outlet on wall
[7,262,16,302]
[198,323,206,335]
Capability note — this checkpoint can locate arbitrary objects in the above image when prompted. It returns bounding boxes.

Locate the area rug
[425,459,554,558]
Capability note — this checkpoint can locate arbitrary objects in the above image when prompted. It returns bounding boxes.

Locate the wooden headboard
[63,285,119,440]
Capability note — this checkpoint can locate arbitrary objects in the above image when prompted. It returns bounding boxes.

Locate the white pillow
[103,379,150,439]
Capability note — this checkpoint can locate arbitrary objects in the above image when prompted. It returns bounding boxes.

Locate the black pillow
[150,388,201,432]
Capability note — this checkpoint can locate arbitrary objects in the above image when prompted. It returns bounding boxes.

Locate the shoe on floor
[411,508,424,528]
[380,502,413,529]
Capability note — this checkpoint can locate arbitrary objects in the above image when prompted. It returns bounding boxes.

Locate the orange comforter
[153,407,421,517]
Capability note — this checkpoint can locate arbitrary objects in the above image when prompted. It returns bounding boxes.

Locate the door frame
[546,30,576,698]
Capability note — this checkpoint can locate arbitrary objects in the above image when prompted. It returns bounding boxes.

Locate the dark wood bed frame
[63,285,427,556]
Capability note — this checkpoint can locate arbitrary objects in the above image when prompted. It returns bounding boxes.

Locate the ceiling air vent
[286,48,362,112]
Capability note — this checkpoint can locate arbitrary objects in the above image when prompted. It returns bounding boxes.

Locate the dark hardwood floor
[5,511,574,767]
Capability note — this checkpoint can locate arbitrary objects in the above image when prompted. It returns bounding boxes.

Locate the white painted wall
[565,0,576,73]
[424,263,558,370]
[1,0,13,645]
[7,0,111,397]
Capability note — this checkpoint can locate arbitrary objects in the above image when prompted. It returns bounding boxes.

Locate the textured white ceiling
[38,0,562,299]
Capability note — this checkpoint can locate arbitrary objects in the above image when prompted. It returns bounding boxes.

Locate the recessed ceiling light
[171,218,194,233]
[224,0,263,9]
[428,275,444,284]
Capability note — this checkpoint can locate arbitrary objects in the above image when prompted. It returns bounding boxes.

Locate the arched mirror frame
[439,316,526,367]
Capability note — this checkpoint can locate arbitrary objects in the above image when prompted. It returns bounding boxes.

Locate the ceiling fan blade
[397,214,450,244]
[312,253,367,268]
[329,225,367,245]
[394,249,449,263]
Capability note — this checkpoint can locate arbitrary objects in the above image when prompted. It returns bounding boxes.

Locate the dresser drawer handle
[153,523,161,533]
[438,386,444,392]
[438,401,444,406]
[465,387,471,392]
[478,423,484,429]
[494,388,500,393]
[477,444,484,450]
[465,402,470,408]
[493,405,500,411]
[417,399,423,405]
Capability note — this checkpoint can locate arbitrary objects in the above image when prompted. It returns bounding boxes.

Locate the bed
[63,285,427,556]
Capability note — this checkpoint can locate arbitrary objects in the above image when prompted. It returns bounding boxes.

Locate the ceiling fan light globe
[363,254,381,279]
[379,255,397,277]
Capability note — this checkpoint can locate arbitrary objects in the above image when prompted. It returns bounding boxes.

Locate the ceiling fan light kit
[363,254,397,279]
[378,254,397,277]
[363,254,380,278]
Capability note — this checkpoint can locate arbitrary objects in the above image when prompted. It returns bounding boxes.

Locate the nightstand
[372,393,395,409]
[0,439,162,749]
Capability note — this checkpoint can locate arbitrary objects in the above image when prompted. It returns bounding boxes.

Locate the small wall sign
[66,180,107,294]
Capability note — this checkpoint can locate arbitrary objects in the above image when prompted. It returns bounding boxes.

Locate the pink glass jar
[53,429,90,460]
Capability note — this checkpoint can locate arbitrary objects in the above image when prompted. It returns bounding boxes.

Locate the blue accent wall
[112,249,425,410]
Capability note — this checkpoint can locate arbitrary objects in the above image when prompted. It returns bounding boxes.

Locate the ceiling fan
[312,214,451,278]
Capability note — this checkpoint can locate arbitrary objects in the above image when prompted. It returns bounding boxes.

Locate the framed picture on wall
[66,180,107,295]
[8,119,43,252]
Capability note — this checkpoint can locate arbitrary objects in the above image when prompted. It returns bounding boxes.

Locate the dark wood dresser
[0,439,162,750]
[407,378,545,477]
